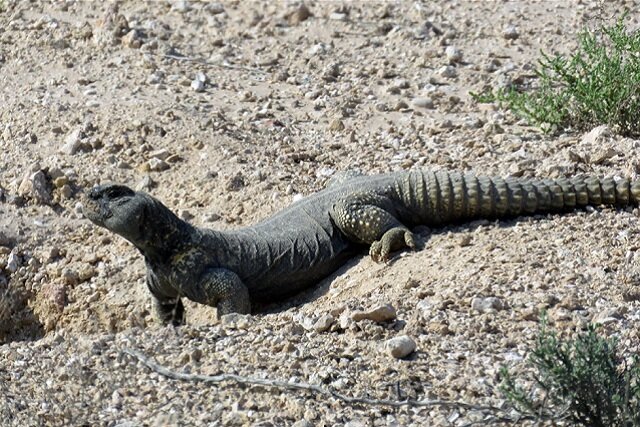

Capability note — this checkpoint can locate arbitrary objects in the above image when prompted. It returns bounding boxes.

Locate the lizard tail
[397,170,640,226]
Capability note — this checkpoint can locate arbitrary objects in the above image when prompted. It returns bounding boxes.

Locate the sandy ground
[1,0,640,425]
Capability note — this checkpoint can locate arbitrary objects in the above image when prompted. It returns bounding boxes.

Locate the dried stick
[159,53,268,74]
[123,348,506,412]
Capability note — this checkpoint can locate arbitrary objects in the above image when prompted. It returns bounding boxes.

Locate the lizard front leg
[147,270,185,326]
[182,268,251,317]
[331,192,416,262]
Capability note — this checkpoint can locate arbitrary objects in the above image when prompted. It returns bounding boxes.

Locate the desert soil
[1,0,640,426]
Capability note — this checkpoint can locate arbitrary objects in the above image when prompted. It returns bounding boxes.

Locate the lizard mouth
[81,195,108,225]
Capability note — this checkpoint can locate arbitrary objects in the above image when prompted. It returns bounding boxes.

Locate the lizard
[82,169,640,325]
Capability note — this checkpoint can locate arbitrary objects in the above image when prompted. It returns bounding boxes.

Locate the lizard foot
[369,227,416,263]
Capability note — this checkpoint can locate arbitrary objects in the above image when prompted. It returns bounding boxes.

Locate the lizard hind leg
[331,192,417,262]
[369,226,417,263]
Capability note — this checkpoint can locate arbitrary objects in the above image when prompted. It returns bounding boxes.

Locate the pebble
[581,125,611,145]
[411,97,434,109]
[220,313,251,329]
[6,250,20,273]
[313,314,334,333]
[60,128,84,155]
[329,118,345,132]
[385,335,417,359]
[191,79,205,92]
[502,25,519,40]
[471,296,505,313]
[18,170,52,205]
[171,1,191,13]
[121,29,142,48]
[438,65,457,79]
[147,158,169,172]
[288,4,311,25]
[329,12,347,21]
[149,149,171,161]
[445,46,462,63]
[351,304,397,323]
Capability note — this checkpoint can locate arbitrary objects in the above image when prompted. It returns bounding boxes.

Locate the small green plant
[473,14,640,136]
[500,319,640,426]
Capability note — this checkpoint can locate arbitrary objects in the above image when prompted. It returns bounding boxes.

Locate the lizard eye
[105,186,134,199]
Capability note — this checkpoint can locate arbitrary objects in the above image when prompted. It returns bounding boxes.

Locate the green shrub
[473,15,640,137]
[500,320,640,426]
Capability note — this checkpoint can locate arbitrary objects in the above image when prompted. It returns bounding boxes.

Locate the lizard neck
[131,197,197,265]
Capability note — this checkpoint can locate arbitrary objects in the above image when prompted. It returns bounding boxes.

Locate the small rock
[445,46,462,63]
[502,25,519,40]
[147,158,169,172]
[136,175,155,192]
[149,149,171,161]
[471,296,505,313]
[190,348,203,363]
[121,29,142,48]
[322,62,340,81]
[594,308,623,325]
[438,65,457,78]
[329,118,345,132]
[0,231,11,247]
[18,170,52,205]
[351,304,397,323]
[220,313,251,329]
[591,147,617,165]
[6,250,20,273]
[60,128,84,155]
[191,79,205,92]
[313,314,334,333]
[61,268,80,286]
[225,174,245,191]
[171,1,191,13]
[581,125,612,145]
[205,3,225,15]
[60,184,73,199]
[412,97,434,109]
[288,4,311,25]
[329,12,347,21]
[385,335,416,359]
[292,420,313,427]
[41,282,67,311]
[458,235,472,247]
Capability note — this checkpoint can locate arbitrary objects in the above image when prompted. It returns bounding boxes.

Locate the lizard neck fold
[131,196,197,265]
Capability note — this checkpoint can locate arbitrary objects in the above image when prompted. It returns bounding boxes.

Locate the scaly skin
[82,170,640,325]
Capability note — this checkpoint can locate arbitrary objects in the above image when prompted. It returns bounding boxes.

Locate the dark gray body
[83,169,640,325]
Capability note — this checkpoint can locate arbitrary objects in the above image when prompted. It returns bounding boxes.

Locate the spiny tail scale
[396,169,640,226]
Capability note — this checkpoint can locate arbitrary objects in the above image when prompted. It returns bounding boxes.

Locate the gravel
[1,1,639,425]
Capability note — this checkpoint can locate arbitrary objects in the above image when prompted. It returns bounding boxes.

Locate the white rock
[351,304,397,323]
[502,25,519,40]
[445,46,462,63]
[581,125,611,146]
[412,97,434,109]
[60,128,83,155]
[385,335,416,359]
[471,296,505,313]
[313,314,334,332]
[18,170,52,204]
[6,250,20,273]
[438,65,457,78]
[191,79,205,92]
[148,158,169,171]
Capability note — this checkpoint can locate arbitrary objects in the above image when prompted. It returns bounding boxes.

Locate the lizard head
[82,184,147,242]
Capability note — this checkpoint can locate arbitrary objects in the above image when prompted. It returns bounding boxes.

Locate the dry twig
[123,348,507,413]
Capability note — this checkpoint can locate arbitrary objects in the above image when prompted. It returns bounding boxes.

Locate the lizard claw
[369,227,417,263]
